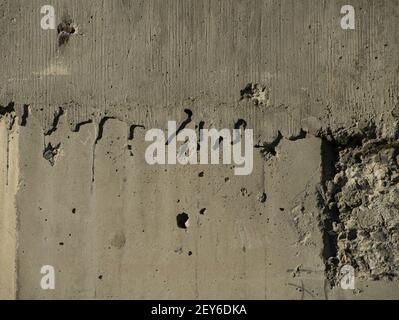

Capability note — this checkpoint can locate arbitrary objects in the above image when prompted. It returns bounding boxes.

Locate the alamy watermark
[144,121,254,176]
[40,5,56,30]
[40,265,55,290]
[40,4,355,31]
[340,265,355,290]
[340,5,355,30]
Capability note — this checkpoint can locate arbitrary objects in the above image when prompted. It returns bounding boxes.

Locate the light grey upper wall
[1,0,398,138]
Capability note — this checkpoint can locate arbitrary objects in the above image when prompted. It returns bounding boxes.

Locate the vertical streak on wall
[0,120,19,299]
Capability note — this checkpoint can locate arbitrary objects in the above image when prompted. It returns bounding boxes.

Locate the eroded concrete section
[1,0,399,299]
[319,123,399,285]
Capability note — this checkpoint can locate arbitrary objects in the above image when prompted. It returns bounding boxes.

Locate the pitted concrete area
[1,0,399,299]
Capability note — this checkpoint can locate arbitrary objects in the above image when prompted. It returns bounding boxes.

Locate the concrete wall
[0,119,18,299]
[1,0,399,299]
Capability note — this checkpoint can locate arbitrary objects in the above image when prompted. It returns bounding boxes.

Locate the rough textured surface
[1,0,399,299]
[319,123,399,285]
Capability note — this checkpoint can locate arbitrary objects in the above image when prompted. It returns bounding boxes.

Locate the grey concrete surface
[1,0,399,299]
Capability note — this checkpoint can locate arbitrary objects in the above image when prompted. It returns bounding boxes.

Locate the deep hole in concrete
[319,138,340,284]
[176,212,189,229]
[20,104,29,126]
[43,142,61,166]
[258,192,267,203]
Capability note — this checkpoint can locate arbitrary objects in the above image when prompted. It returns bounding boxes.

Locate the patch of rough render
[57,15,76,47]
[317,119,399,285]
[43,142,61,166]
[240,83,270,107]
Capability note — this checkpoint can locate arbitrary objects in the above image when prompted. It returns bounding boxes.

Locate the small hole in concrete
[258,192,267,203]
[57,16,76,46]
[200,208,207,215]
[348,229,357,241]
[176,212,189,229]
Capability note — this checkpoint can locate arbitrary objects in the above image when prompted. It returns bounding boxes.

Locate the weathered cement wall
[1,0,399,299]
[0,119,18,299]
